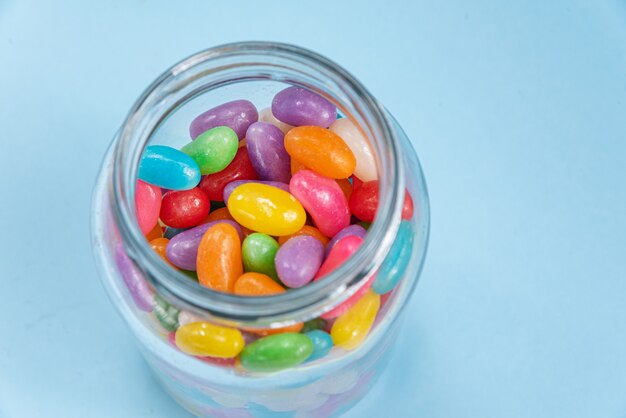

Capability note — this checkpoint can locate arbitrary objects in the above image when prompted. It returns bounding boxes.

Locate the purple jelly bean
[245,122,291,183]
[114,243,155,311]
[275,236,324,288]
[271,86,336,128]
[166,220,243,270]
[223,180,290,203]
[189,100,258,140]
[325,224,367,257]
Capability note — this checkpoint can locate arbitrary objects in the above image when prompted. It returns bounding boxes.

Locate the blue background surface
[1,1,626,417]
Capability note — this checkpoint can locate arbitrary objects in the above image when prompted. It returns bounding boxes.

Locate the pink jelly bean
[289,170,350,237]
[135,180,162,235]
[314,235,371,319]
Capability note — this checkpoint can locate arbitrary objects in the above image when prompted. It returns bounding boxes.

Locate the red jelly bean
[198,147,258,201]
[160,188,210,228]
[135,180,162,234]
[349,180,414,222]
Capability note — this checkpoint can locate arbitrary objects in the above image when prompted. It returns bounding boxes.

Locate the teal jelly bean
[153,294,180,332]
[139,145,201,190]
[304,330,333,361]
[242,233,280,281]
[240,333,313,372]
[181,126,238,175]
[372,220,414,294]
[301,317,326,333]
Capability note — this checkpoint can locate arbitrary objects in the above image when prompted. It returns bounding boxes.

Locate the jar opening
[111,42,406,327]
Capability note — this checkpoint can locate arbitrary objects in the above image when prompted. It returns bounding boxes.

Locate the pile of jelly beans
[132,86,415,373]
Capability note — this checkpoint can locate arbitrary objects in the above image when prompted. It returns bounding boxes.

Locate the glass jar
[91,42,429,418]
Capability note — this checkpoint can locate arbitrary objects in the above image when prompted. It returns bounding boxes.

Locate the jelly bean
[234,272,285,296]
[291,158,307,176]
[149,237,177,269]
[114,243,154,312]
[181,126,239,175]
[277,225,329,246]
[196,223,243,292]
[316,235,363,280]
[329,118,377,182]
[153,294,179,332]
[222,180,289,203]
[198,146,258,201]
[272,86,336,128]
[227,183,306,236]
[331,290,380,351]
[336,178,353,201]
[159,187,210,229]
[175,322,245,358]
[322,275,374,320]
[349,180,414,222]
[302,318,327,333]
[246,122,291,183]
[242,233,280,281]
[189,99,258,140]
[258,107,293,134]
[144,223,163,241]
[325,224,367,257]
[167,220,242,271]
[205,206,234,222]
[304,330,334,361]
[285,126,356,179]
[179,269,199,281]
[135,180,161,234]
[289,170,350,237]
[275,236,324,288]
[351,175,363,190]
[240,333,314,372]
[250,322,304,337]
[358,221,371,230]
[372,220,414,294]
[138,145,201,190]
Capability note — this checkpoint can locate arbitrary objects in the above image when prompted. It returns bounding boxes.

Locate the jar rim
[111,41,407,327]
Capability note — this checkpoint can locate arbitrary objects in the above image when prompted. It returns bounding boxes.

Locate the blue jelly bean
[304,330,333,361]
[372,220,414,294]
[138,145,201,190]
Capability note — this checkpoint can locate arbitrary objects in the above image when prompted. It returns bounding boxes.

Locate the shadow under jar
[91,42,430,418]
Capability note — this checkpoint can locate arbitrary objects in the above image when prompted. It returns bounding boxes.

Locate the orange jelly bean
[284,126,356,179]
[145,223,164,241]
[196,223,242,292]
[247,322,304,337]
[149,237,177,269]
[291,158,307,176]
[234,272,285,296]
[278,225,330,246]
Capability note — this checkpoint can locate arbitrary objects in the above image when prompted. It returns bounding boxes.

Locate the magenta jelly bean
[189,99,258,140]
[222,179,290,203]
[325,224,367,257]
[275,236,325,288]
[271,86,336,127]
[246,122,291,183]
[166,220,243,271]
[289,170,350,237]
[135,180,162,235]
[114,243,154,311]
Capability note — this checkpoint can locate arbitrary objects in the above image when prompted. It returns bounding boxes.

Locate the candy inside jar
[128,85,416,373]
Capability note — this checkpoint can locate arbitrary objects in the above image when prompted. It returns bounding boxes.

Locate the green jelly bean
[358,221,371,230]
[240,333,314,372]
[242,233,280,281]
[181,126,238,175]
[180,269,199,281]
[301,318,327,333]
[153,295,180,332]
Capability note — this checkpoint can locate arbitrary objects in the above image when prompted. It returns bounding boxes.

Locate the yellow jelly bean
[227,183,306,236]
[331,290,380,351]
[175,322,245,358]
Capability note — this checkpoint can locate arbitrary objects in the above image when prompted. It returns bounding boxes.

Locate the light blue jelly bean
[138,145,201,190]
[304,330,333,361]
[372,220,414,295]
